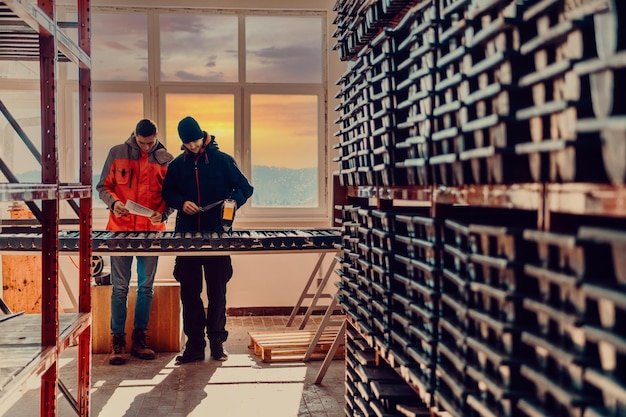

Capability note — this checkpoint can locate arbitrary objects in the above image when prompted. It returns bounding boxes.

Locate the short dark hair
[135,119,158,137]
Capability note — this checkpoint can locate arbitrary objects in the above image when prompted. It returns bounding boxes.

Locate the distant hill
[11,170,41,183]
[9,166,318,207]
[251,165,317,207]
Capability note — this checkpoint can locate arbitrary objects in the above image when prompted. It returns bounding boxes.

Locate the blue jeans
[110,255,158,335]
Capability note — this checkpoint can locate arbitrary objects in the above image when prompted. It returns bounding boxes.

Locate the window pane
[246,16,322,84]
[0,62,38,79]
[0,90,41,181]
[92,12,148,81]
[251,94,318,207]
[60,10,79,81]
[92,92,144,208]
[165,94,235,157]
[160,14,238,82]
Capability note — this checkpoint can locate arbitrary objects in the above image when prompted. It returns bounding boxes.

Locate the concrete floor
[4,316,346,417]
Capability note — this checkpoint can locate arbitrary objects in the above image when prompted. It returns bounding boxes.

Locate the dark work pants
[173,255,233,351]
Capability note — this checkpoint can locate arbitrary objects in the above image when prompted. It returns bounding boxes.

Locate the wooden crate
[1,203,42,314]
[92,281,182,353]
[248,328,345,362]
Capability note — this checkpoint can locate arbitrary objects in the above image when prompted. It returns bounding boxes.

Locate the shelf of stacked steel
[347,1,385,61]
[348,208,413,394]
[343,325,359,416]
[334,277,358,349]
[390,211,441,407]
[335,205,362,336]
[514,0,609,184]
[338,204,379,343]
[354,208,380,343]
[576,225,626,417]
[516,224,626,417]
[354,49,378,186]
[332,0,416,62]
[376,0,416,21]
[340,205,363,272]
[332,68,357,187]
[366,27,404,187]
[463,219,538,417]
[429,0,471,188]
[430,203,537,417]
[393,0,439,187]
[344,323,380,416]
[331,0,378,61]
[573,1,626,187]
[434,216,473,417]
[350,209,394,351]
[330,0,353,61]
[334,57,371,187]
[438,218,470,359]
[458,0,535,186]
[352,335,431,416]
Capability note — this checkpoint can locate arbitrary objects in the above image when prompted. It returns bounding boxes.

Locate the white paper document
[125,200,154,217]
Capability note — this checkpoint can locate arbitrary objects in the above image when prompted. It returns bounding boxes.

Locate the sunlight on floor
[96,386,153,416]
[188,383,305,417]
[91,353,308,417]
[118,365,174,387]
[209,363,308,384]
[5,316,345,417]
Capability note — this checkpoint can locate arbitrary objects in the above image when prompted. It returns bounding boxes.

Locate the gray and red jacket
[97,134,174,231]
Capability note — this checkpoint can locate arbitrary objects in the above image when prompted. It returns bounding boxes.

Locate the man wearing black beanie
[162,116,254,363]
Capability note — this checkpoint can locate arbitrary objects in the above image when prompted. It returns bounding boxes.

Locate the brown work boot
[109,333,126,365]
[131,329,156,360]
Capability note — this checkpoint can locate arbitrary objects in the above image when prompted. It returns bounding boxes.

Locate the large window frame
[92,6,331,227]
[243,85,327,219]
[0,3,336,228]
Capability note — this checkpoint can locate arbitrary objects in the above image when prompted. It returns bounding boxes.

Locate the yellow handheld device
[221,199,237,231]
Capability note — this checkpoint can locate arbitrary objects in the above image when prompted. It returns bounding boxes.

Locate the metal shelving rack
[333,1,626,416]
[0,0,92,416]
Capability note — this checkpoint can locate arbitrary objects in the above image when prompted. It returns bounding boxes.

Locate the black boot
[210,340,228,361]
[176,340,206,364]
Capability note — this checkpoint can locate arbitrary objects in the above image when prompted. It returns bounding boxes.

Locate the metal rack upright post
[0,0,92,416]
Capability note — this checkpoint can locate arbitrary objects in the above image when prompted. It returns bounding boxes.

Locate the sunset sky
[89,10,323,173]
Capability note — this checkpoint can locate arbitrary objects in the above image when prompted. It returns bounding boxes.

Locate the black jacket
[162,133,253,232]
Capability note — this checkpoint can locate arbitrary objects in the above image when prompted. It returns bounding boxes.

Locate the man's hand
[182,200,201,215]
[149,211,163,225]
[112,201,129,217]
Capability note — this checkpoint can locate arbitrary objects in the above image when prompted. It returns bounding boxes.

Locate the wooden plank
[260,346,344,363]
[248,329,340,346]
[254,336,339,348]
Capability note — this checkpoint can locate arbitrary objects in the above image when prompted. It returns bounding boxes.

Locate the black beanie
[178,116,204,143]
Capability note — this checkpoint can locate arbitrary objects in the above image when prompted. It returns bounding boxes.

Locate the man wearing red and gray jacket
[96,119,174,365]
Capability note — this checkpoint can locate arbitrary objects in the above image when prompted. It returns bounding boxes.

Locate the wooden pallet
[248,328,344,363]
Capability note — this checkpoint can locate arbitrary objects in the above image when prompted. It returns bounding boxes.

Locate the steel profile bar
[2,0,91,66]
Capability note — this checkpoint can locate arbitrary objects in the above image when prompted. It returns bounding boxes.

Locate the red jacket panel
[96,134,173,231]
